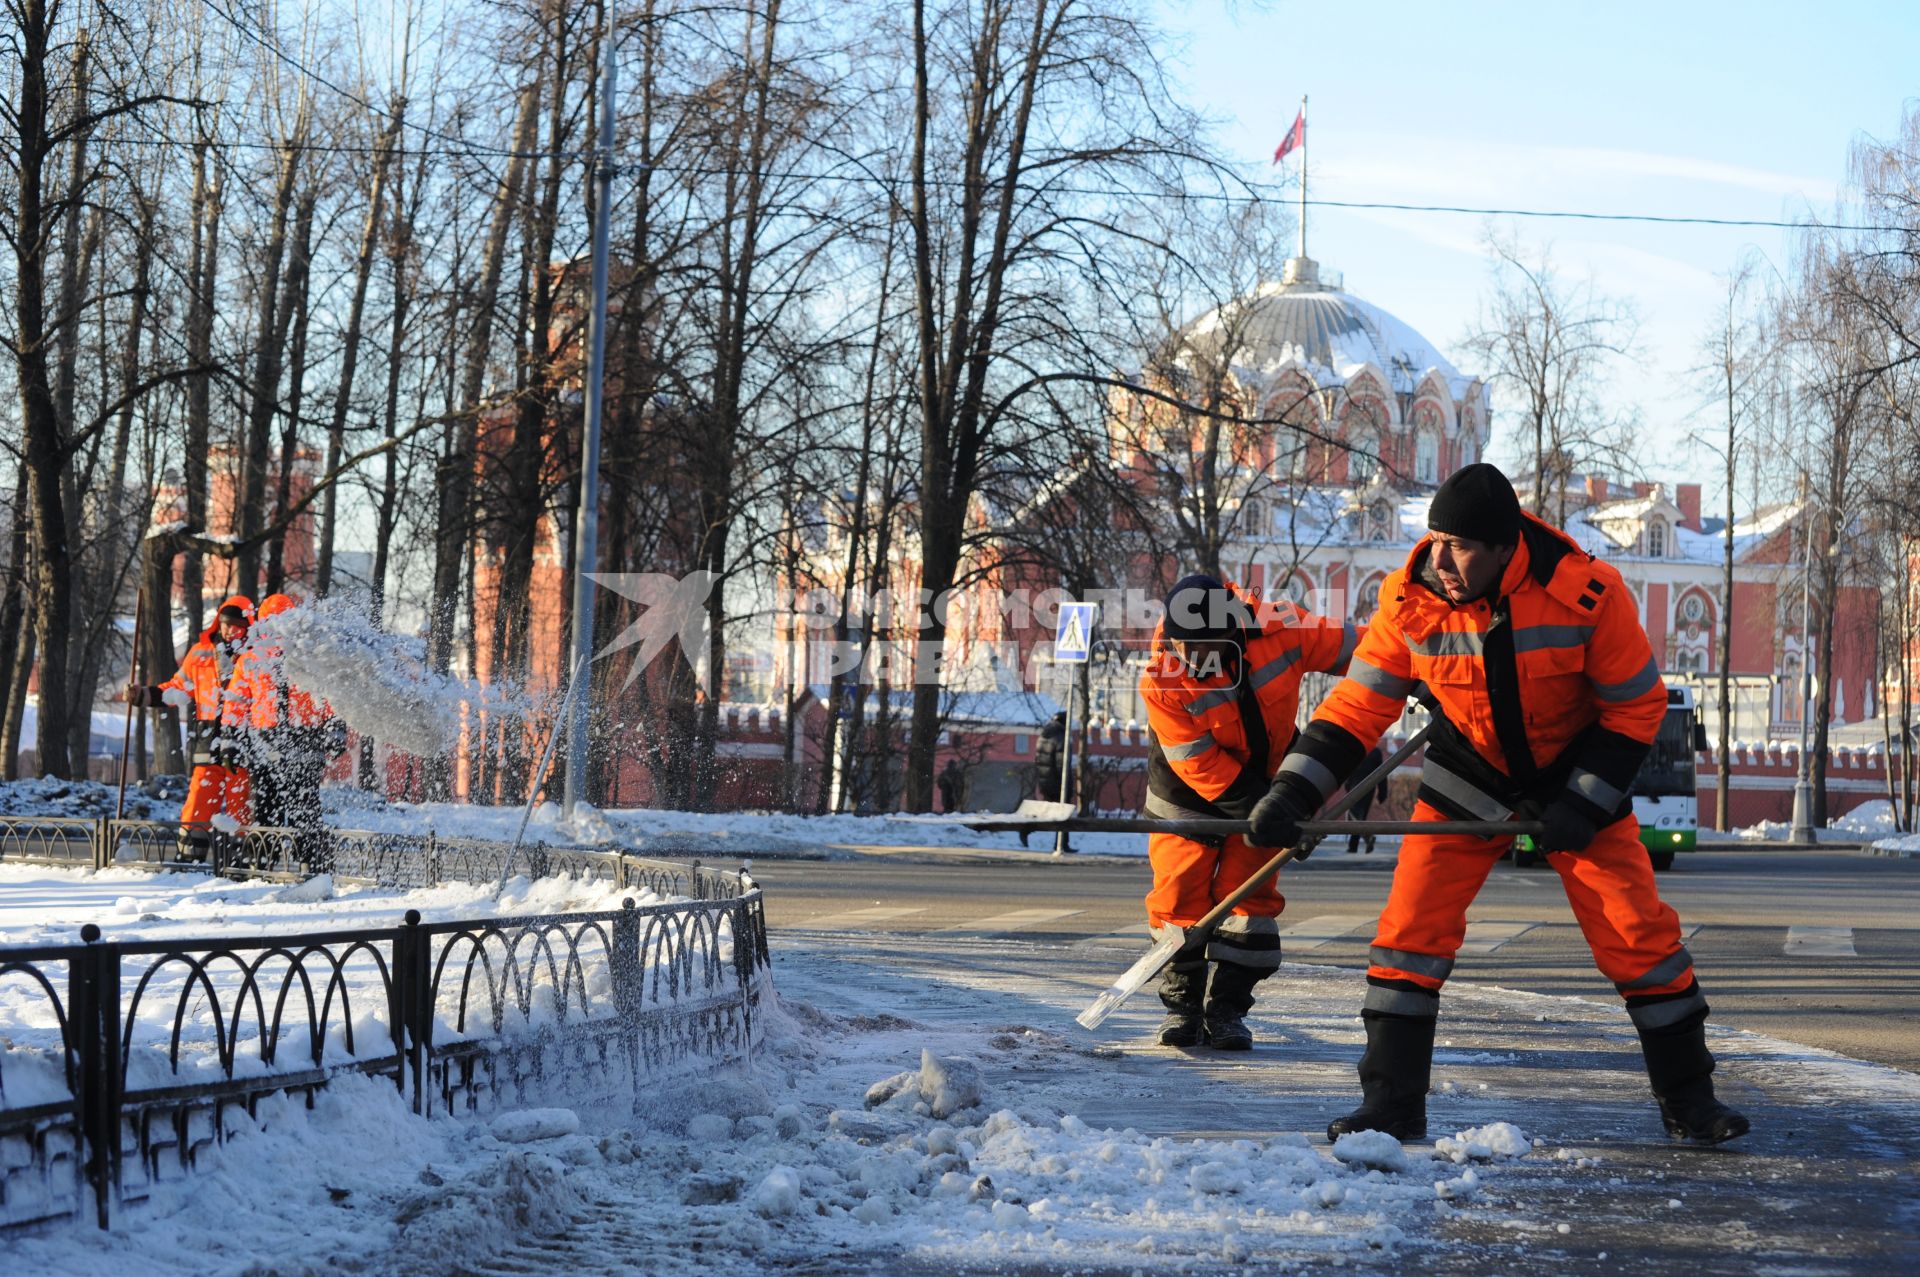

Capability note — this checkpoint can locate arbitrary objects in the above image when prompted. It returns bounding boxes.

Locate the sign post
[1052,602,1097,856]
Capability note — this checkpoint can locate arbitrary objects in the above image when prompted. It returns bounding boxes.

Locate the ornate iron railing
[0,846,770,1233]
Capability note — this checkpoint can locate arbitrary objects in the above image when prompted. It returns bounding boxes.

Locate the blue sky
[1153,0,1918,504]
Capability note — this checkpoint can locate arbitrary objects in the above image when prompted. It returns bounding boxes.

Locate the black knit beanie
[1162,573,1250,643]
[217,604,250,627]
[1427,463,1522,546]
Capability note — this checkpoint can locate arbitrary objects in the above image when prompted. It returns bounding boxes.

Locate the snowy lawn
[0,866,732,1103]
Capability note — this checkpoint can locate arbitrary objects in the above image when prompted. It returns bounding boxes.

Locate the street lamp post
[1789,493,1816,844]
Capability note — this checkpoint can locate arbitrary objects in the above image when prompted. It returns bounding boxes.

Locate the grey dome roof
[1175,258,1468,396]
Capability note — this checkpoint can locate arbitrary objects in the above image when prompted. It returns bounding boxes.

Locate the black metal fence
[0,816,771,1232]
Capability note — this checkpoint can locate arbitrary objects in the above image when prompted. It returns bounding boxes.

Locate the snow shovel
[1074,722,1438,1032]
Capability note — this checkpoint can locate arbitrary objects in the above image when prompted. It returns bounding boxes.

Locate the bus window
[1635,710,1697,797]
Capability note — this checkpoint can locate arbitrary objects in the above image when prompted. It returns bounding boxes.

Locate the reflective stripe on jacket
[1275,513,1665,826]
[1139,583,1355,820]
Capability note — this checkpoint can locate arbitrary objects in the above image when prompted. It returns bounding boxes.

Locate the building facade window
[1349,431,1379,483]
[1415,430,1439,484]
[1647,520,1667,557]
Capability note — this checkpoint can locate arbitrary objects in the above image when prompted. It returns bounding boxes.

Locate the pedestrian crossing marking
[1279,914,1370,950]
[934,907,1084,938]
[1073,922,1153,950]
[1458,921,1536,954]
[1784,925,1856,958]
[796,906,927,931]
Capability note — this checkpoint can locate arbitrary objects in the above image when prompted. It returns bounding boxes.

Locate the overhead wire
[184,0,1902,235]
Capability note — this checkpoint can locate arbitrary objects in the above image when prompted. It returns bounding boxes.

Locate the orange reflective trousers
[1145,831,1284,929]
[1367,801,1695,1002]
[180,764,252,829]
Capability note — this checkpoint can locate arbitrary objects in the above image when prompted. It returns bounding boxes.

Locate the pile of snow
[255,598,534,758]
[0,775,177,821]
[1720,799,1905,843]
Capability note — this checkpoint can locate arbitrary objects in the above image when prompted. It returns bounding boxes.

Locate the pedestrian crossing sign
[1055,602,1097,663]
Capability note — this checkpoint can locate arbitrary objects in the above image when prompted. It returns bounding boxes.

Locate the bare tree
[1466,233,1638,522]
[1688,259,1774,830]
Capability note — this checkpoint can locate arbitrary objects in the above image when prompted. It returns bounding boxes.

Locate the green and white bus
[1633,686,1707,871]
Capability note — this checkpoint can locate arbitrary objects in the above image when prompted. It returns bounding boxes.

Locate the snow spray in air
[251,597,528,758]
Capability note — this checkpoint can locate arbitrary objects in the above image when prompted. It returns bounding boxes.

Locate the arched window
[1349,430,1379,483]
[1415,430,1440,484]
[1646,520,1667,557]
[1356,575,1384,621]
[1241,498,1264,536]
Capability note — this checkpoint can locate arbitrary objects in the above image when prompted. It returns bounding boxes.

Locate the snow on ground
[0,867,1553,1276]
[335,793,1162,859]
[0,775,178,821]
[5,858,1920,1272]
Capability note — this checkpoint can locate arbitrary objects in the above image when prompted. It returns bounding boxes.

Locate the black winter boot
[1203,961,1269,1051]
[1156,960,1206,1047]
[1327,1013,1435,1142]
[1637,1009,1749,1145]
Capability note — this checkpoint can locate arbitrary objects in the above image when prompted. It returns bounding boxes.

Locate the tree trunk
[237,125,308,598]
[267,185,318,597]
[318,104,406,597]
[182,134,221,639]
[2,611,33,779]
[140,535,185,775]
[12,0,77,777]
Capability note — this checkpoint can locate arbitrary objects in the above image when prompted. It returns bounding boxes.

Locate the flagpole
[1298,94,1308,260]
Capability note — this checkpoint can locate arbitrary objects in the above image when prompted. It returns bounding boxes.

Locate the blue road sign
[1054,602,1097,663]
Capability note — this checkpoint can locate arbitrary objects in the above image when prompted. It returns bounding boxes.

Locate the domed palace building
[1034,254,1884,825]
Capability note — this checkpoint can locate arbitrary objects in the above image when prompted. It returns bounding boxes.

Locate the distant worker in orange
[128,595,255,862]
[235,593,346,871]
[1138,574,1355,1051]
[1251,464,1748,1145]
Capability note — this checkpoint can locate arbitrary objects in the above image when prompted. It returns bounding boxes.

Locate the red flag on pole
[1272,111,1304,164]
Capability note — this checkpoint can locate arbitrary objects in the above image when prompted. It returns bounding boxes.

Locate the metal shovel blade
[1075,928,1189,1030]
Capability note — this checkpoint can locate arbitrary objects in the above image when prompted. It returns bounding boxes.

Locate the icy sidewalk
[6,907,1919,1274]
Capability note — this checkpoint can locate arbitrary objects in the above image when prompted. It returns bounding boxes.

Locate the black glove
[1525,800,1599,854]
[213,735,248,769]
[1248,782,1315,855]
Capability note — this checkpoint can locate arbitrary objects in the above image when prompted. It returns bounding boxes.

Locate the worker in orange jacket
[128,595,255,861]
[1139,573,1355,1050]
[1251,464,1748,1145]
[234,593,345,870]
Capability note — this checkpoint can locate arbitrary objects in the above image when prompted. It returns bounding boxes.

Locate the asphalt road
[750,845,1920,1074]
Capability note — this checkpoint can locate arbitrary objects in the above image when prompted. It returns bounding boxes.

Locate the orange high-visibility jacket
[1271,513,1666,827]
[235,594,331,731]
[1139,584,1355,820]
[157,595,255,756]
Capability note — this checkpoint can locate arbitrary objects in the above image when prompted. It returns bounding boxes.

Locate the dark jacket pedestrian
[1035,712,1066,802]
[1344,745,1386,854]
[937,759,964,813]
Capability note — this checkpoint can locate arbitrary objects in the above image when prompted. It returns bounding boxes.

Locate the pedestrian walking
[1252,464,1748,1145]
[1139,573,1356,1050]
[1019,711,1068,847]
[937,758,965,813]
[127,595,256,862]
[1344,744,1386,854]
